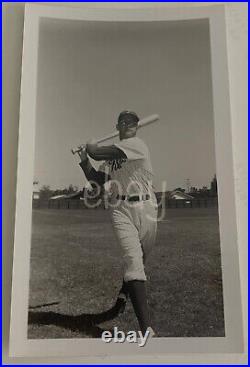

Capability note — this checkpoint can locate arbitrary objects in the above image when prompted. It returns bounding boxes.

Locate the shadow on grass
[29,302,60,310]
[28,301,125,338]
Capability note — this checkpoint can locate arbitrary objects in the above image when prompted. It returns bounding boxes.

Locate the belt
[116,194,150,202]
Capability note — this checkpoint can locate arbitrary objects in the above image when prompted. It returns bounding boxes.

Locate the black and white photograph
[8,3,245,359]
[29,16,224,341]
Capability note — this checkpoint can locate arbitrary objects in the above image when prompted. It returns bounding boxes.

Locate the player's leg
[115,232,153,334]
[126,279,151,335]
[112,280,129,315]
[118,280,129,301]
[129,199,157,333]
[111,206,155,334]
[140,199,158,264]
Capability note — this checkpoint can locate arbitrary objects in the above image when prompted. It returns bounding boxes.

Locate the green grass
[28,207,224,339]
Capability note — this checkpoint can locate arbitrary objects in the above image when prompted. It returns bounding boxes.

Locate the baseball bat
[71,114,159,155]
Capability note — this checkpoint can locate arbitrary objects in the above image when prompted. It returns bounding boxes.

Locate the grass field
[28,207,224,339]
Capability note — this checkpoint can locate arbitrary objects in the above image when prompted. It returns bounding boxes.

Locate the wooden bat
[71,114,159,155]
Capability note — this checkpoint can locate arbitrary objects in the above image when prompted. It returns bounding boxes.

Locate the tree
[39,185,53,200]
[67,184,78,194]
[210,175,217,196]
[189,186,199,198]
[198,186,210,198]
[59,185,78,195]
[190,186,198,194]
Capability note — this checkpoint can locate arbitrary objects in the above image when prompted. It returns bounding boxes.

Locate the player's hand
[86,138,98,154]
[86,138,97,147]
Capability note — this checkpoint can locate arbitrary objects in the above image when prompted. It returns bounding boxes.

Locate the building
[155,190,194,202]
[49,191,83,200]
[170,190,194,200]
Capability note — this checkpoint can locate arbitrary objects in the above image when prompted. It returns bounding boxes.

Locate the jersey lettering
[108,158,127,172]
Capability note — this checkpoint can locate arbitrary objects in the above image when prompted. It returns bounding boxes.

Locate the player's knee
[123,254,146,282]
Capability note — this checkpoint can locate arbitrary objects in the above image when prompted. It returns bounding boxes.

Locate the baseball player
[79,111,158,335]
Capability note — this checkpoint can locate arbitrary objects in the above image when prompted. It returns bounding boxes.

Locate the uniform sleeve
[114,138,146,161]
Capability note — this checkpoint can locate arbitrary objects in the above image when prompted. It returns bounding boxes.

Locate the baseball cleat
[114,295,127,315]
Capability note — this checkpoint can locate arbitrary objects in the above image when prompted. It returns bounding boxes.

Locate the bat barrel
[138,114,159,127]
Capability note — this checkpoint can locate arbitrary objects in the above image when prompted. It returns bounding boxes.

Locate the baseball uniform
[99,136,158,282]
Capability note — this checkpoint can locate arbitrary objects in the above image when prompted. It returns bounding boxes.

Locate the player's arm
[79,149,110,186]
[86,139,127,161]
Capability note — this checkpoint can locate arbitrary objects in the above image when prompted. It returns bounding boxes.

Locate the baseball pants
[111,199,158,282]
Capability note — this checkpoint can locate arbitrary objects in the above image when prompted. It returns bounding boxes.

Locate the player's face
[116,121,138,140]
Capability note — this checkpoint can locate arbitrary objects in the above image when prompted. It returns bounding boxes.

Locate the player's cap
[117,111,139,127]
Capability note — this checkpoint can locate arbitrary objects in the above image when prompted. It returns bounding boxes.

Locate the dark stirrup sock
[118,280,129,300]
[126,280,151,334]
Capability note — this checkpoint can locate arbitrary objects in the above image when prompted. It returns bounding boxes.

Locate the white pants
[111,199,158,282]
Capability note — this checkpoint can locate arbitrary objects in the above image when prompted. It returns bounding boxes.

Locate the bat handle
[71,145,86,155]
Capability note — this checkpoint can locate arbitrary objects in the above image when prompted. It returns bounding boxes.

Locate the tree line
[34,175,218,201]
[37,184,79,201]
[174,175,217,198]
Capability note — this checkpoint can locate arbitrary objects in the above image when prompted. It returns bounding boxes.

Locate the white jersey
[99,137,155,200]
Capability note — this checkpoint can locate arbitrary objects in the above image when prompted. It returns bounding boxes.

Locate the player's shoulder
[126,136,148,148]
[117,136,149,159]
[132,137,149,153]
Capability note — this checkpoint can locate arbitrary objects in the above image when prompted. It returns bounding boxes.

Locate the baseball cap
[117,111,139,127]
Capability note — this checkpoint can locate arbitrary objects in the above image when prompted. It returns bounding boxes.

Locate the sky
[34,18,216,192]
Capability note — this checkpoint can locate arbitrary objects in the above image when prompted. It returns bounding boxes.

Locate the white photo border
[9,3,244,357]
